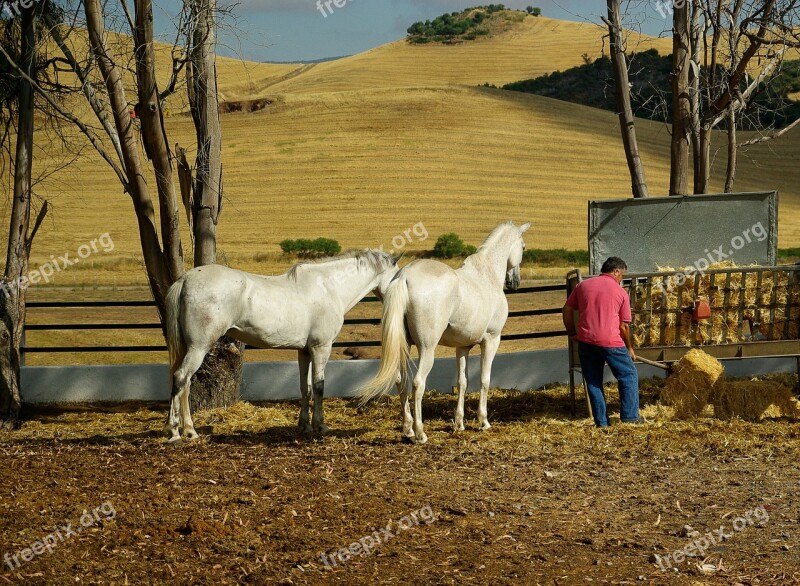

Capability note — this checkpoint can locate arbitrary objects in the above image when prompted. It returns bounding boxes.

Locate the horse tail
[356,276,411,406]
[165,277,186,373]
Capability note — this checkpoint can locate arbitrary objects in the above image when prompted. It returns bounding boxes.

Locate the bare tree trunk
[670,0,691,195]
[697,124,712,193]
[1,9,37,429]
[724,106,737,192]
[188,0,222,267]
[134,0,184,288]
[724,0,743,194]
[604,0,648,198]
[690,0,703,194]
[185,0,242,411]
[85,0,171,313]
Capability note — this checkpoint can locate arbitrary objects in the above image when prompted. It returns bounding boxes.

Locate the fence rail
[22,285,568,356]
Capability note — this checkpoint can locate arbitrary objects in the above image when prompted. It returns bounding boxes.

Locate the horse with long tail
[164,249,401,442]
[357,221,530,444]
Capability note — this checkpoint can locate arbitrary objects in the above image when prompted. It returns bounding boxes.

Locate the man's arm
[620,322,635,360]
[562,305,577,337]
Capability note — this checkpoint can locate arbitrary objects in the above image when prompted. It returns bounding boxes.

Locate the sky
[153,0,673,63]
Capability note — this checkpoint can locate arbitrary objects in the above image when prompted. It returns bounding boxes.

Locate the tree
[603,0,649,198]
[181,0,244,410]
[607,0,800,197]
[695,0,800,193]
[1,0,243,416]
[670,0,691,195]
[0,5,52,428]
[0,8,37,428]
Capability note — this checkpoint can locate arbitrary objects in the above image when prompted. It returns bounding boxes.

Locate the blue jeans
[578,342,640,427]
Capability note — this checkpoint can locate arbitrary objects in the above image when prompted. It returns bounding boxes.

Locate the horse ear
[520,222,531,234]
[391,251,405,265]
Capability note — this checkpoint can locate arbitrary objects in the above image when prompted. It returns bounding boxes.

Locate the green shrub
[432,233,476,258]
[280,237,342,259]
[523,249,589,266]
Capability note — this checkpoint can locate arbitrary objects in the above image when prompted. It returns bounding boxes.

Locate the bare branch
[739,117,800,147]
[120,0,136,36]
[26,200,48,253]
[49,25,125,167]
[0,43,130,191]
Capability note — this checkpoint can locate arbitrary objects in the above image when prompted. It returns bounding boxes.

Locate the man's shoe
[620,417,648,425]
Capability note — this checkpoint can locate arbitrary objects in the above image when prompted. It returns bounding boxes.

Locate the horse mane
[463,221,517,270]
[287,249,390,281]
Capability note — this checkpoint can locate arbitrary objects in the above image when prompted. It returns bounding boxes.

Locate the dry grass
[2,378,800,584]
[25,86,800,290]
[12,376,800,446]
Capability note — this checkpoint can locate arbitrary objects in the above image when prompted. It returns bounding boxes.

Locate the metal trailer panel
[588,191,778,275]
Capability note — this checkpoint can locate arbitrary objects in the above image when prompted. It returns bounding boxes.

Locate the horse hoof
[166,434,182,443]
[479,422,492,431]
[314,424,330,434]
[414,433,428,445]
[300,423,313,434]
[184,430,199,440]
[453,419,465,432]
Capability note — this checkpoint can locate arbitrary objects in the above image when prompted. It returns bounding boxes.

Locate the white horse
[164,249,401,442]
[357,221,530,444]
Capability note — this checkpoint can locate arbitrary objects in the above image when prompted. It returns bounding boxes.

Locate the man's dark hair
[601,257,628,274]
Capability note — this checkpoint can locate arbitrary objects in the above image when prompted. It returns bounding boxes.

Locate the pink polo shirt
[565,273,631,348]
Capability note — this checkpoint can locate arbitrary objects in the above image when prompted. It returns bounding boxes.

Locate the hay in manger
[630,263,800,348]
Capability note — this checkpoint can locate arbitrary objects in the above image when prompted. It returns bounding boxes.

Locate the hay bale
[661,349,724,419]
[712,380,800,421]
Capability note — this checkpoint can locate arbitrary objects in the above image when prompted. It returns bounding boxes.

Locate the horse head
[505,222,531,290]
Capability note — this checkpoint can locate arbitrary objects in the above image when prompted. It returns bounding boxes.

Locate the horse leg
[397,369,413,438]
[411,345,435,444]
[174,348,208,441]
[310,344,332,433]
[178,349,208,439]
[165,374,183,443]
[454,347,470,431]
[297,349,313,433]
[478,335,501,431]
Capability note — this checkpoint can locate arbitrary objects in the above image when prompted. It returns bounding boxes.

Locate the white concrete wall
[20,350,798,404]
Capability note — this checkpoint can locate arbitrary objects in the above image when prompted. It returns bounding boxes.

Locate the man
[562,256,642,427]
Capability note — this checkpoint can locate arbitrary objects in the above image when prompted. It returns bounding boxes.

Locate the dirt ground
[1,379,799,586]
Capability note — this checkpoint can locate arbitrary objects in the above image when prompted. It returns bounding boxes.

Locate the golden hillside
[26,85,800,285]
[11,14,800,291]
[240,16,673,96]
